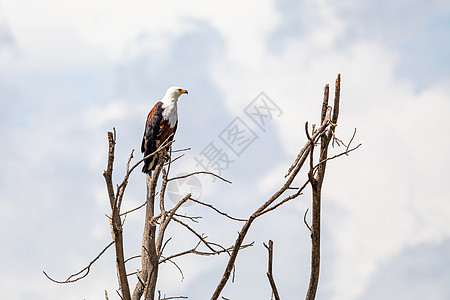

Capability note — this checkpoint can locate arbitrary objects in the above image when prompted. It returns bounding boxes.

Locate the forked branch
[211,97,333,300]
[264,240,280,300]
[305,73,343,300]
[104,130,131,300]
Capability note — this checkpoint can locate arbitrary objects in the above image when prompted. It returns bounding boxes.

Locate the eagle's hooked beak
[179,88,188,95]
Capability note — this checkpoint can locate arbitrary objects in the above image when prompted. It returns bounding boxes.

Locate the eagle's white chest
[162,102,178,127]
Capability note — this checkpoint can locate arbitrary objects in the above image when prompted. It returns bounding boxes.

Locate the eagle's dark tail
[142,158,151,175]
[142,152,159,175]
[142,155,152,175]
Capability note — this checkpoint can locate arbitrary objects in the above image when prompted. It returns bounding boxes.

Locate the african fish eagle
[141,86,188,174]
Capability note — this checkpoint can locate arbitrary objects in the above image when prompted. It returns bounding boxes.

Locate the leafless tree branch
[120,201,147,217]
[303,208,312,233]
[165,153,185,165]
[43,241,115,284]
[305,73,342,300]
[172,217,217,253]
[168,171,232,184]
[158,292,188,300]
[103,130,131,300]
[313,128,361,170]
[189,198,246,222]
[173,213,202,223]
[257,179,309,217]
[171,147,191,153]
[159,241,254,264]
[264,240,281,300]
[155,193,192,257]
[132,162,162,300]
[211,98,333,300]
[124,255,141,264]
[161,257,185,282]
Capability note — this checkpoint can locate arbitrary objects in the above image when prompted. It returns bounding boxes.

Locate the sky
[1,0,450,299]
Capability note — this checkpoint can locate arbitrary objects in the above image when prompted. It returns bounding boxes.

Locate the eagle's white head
[161,86,188,127]
[162,86,188,104]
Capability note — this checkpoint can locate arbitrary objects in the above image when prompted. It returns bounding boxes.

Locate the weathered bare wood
[133,140,235,300]
[305,74,341,300]
[264,240,280,300]
[211,103,333,300]
[156,194,192,253]
[132,161,163,300]
[104,130,131,300]
[43,241,115,284]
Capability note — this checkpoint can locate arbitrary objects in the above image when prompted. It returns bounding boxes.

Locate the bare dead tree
[44,74,359,300]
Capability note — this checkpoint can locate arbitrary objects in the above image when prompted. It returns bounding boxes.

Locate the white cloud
[1,0,279,66]
[84,101,131,129]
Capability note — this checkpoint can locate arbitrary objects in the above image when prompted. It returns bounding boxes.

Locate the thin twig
[160,237,172,256]
[313,142,361,172]
[284,143,311,178]
[155,193,192,256]
[172,216,216,252]
[115,149,135,209]
[43,241,114,284]
[159,242,254,264]
[284,106,332,178]
[303,208,312,232]
[165,153,185,166]
[124,255,141,264]
[136,271,146,290]
[189,198,246,222]
[159,241,201,263]
[257,179,309,217]
[163,257,185,282]
[171,147,191,153]
[120,201,147,217]
[168,171,232,184]
[173,213,202,223]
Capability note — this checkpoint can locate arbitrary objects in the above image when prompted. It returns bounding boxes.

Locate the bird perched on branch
[141,86,188,175]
